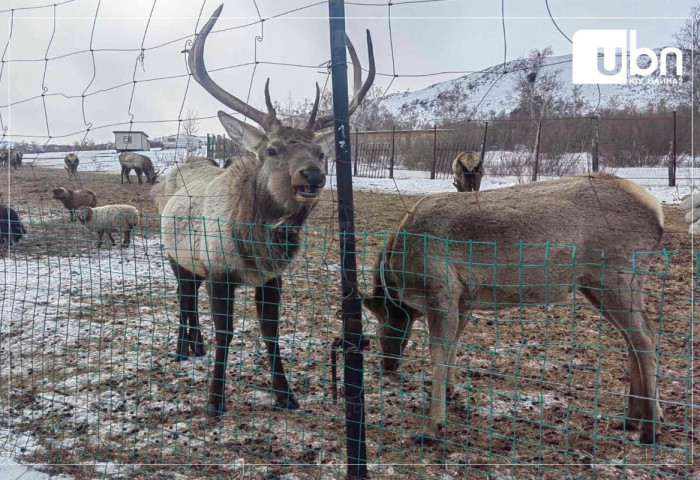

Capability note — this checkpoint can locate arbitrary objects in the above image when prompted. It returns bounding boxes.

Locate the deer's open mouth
[295,185,320,200]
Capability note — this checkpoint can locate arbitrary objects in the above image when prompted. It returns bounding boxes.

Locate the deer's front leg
[256,276,299,410]
[207,276,236,416]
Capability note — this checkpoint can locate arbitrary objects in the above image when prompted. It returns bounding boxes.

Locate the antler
[305,83,321,130]
[312,30,375,132]
[187,4,278,130]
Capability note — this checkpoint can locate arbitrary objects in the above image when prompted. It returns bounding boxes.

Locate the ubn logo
[572,30,682,84]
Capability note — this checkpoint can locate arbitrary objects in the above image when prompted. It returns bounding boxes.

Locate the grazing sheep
[0,206,27,246]
[76,205,140,247]
[52,187,98,222]
[64,154,79,180]
[452,151,483,192]
[119,152,158,185]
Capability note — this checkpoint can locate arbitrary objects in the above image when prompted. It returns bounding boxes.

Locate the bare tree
[182,107,200,156]
[669,5,700,108]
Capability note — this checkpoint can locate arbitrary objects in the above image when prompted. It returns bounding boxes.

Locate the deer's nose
[299,167,325,187]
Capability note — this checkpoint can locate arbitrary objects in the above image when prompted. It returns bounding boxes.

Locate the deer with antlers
[152,4,375,416]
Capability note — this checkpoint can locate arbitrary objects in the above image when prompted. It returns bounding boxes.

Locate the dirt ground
[0,167,698,479]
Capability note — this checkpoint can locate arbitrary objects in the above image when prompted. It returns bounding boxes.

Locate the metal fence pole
[354,128,359,177]
[591,115,599,172]
[670,110,677,187]
[532,119,542,182]
[431,125,438,179]
[389,126,395,178]
[480,121,488,165]
[328,1,367,478]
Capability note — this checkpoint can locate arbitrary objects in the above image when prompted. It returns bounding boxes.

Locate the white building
[114,131,149,152]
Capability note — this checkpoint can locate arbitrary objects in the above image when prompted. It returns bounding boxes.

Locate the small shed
[114,131,150,152]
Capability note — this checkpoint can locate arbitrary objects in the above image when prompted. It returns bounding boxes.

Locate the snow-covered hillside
[381,52,678,125]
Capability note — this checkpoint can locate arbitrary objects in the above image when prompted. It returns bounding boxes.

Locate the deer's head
[187,4,375,205]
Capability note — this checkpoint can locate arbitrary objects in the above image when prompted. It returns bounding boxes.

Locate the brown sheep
[452,151,483,192]
[52,187,98,222]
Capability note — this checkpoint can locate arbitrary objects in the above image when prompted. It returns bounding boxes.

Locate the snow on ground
[30,148,698,204]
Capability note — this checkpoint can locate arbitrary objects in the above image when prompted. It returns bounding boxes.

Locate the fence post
[389,126,396,178]
[669,110,677,187]
[328,1,367,478]
[591,115,599,172]
[353,127,359,176]
[532,119,542,182]
[479,121,488,165]
[430,125,438,179]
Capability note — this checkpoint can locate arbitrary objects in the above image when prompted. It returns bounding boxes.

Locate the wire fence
[1,0,698,478]
[0,207,697,478]
[348,113,698,186]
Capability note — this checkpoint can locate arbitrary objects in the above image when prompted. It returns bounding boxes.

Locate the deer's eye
[265,147,277,156]
[318,152,325,160]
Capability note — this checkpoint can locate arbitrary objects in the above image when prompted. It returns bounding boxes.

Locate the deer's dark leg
[256,276,299,410]
[169,260,206,361]
[207,274,236,416]
[135,168,143,185]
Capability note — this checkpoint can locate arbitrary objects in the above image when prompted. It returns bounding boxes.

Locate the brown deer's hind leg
[256,276,299,410]
[578,277,662,444]
[170,260,207,361]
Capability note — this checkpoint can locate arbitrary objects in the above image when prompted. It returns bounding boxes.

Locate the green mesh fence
[0,207,697,479]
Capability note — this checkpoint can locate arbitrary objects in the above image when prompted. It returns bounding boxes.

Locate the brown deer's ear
[218,111,267,155]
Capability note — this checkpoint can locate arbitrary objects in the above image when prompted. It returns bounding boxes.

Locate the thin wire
[544,0,601,111]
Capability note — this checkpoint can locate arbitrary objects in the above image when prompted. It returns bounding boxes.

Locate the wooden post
[591,115,599,172]
[669,110,677,187]
[479,121,489,165]
[531,119,542,182]
[430,125,438,180]
[389,126,396,179]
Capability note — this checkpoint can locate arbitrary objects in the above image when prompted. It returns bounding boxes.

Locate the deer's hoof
[639,427,658,445]
[192,344,206,357]
[275,394,300,410]
[413,423,444,445]
[613,419,639,431]
[207,402,226,417]
[413,434,439,445]
[174,353,188,362]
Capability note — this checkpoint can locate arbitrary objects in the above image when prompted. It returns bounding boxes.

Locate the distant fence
[0,207,697,478]
[351,112,697,186]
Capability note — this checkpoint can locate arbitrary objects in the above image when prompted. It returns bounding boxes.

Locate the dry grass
[0,167,697,479]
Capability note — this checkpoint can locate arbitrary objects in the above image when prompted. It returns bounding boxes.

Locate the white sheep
[76,205,140,247]
[680,193,700,234]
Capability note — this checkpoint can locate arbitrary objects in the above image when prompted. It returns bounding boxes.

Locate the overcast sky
[0,0,696,144]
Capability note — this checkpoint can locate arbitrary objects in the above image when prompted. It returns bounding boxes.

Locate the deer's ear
[218,111,267,154]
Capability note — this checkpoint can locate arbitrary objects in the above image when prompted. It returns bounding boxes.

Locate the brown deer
[452,151,483,192]
[152,4,374,416]
[363,173,665,445]
[119,152,157,184]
